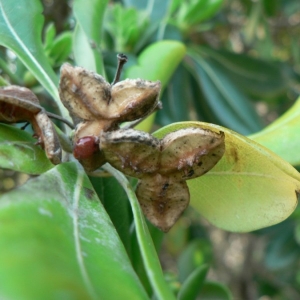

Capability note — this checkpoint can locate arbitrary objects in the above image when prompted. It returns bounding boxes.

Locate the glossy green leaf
[182,0,210,24]
[129,221,165,297]
[184,0,224,25]
[126,40,186,87]
[195,0,224,22]
[90,175,132,252]
[43,23,56,51]
[129,218,164,296]
[125,40,186,132]
[104,4,150,53]
[198,47,287,99]
[73,0,108,74]
[48,31,73,67]
[129,194,164,296]
[154,121,300,232]
[186,48,263,135]
[250,96,300,166]
[103,164,176,300]
[198,281,233,300]
[0,162,148,299]
[156,64,191,126]
[0,0,65,114]
[178,264,209,300]
[0,124,53,174]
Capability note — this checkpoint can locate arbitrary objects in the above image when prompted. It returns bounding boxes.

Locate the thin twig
[111,54,128,85]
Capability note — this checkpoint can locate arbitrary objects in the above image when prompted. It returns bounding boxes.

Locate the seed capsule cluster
[0,56,225,231]
[59,63,161,171]
[100,128,225,232]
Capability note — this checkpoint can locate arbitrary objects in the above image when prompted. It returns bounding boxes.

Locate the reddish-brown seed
[73,136,99,159]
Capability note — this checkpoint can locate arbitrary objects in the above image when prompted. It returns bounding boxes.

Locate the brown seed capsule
[100,129,160,177]
[0,85,42,122]
[160,128,225,180]
[34,111,62,165]
[59,63,112,122]
[111,79,161,122]
[0,86,62,165]
[136,175,190,232]
[59,63,161,123]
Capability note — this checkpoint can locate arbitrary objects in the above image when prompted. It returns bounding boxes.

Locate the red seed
[73,136,98,159]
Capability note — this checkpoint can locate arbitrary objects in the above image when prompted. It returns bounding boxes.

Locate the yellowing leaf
[154,122,300,232]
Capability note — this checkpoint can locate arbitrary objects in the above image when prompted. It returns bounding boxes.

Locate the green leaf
[129,219,165,296]
[186,48,263,135]
[0,162,148,299]
[0,0,65,114]
[250,96,300,166]
[126,40,186,87]
[123,0,170,22]
[90,175,133,252]
[73,0,108,74]
[49,31,73,67]
[125,40,186,132]
[104,4,149,53]
[199,47,288,99]
[103,164,176,300]
[182,0,224,26]
[178,240,212,282]
[43,23,56,51]
[156,64,191,126]
[264,221,299,270]
[0,124,53,174]
[178,265,209,300]
[198,281,233,300]
[153,121,300,232]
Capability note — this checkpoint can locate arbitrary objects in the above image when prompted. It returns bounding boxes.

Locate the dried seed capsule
[136,175,190,232]
[100,127,225,231]
[0,85,41,122]
[59,63,161,123]
[160,128,225,180]
[111,79,161,122]
[0,86,62,165]
[59,63,111,122]
[100,128,160,177]
[34,111,62,165]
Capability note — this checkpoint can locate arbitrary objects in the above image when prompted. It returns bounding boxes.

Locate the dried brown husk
[0,86,61,165]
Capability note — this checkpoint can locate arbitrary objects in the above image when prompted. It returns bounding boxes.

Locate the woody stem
[46,112,75,129]
[111,53,128,85]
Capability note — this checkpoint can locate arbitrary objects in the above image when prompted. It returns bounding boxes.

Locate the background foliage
[0,0,300,299]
